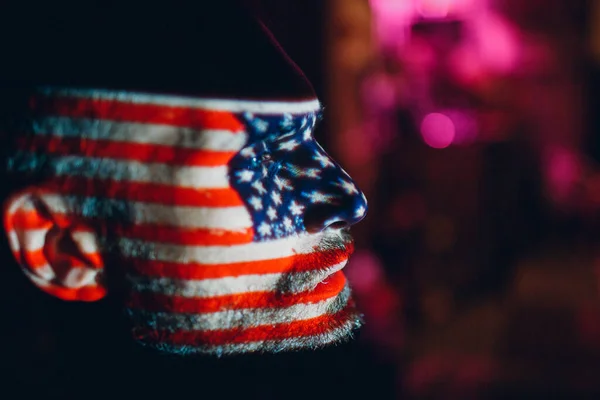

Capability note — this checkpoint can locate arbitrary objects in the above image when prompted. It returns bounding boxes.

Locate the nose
[303,156,367,234]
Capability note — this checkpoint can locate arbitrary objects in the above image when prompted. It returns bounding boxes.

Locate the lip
[316,258,349,285]
[281,233,354,293]
[310,242,353,290]
[315,237,354,281]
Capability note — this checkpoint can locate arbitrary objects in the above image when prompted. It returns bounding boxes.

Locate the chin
[129,271,363,357]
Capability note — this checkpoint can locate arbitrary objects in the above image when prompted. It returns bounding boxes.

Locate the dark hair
[0,1,314,100]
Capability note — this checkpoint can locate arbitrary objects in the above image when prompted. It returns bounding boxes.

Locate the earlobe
[3,189,106,301]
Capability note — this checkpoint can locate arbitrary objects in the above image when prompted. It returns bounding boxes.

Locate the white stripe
[38,87,322,114]
[7,231,21,253]
[127,260,347,296]
[130,273,282,297]
[118,233,328,265]
[128,291,347,332]
[19,228,47,252]
[62,267,99,288]
[5,192,35,215]
[23,267,56,285]
[37,193,253,230]
[71,230,101,254]
[33,117,247,151]
[16,154,231,189]
[9,228,102,253]
[31,264,56,281]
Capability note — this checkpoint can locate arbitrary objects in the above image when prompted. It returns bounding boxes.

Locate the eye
[247,150,274,169]
[261,152,273,163]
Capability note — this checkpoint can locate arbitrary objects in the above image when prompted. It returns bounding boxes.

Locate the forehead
[28,88,322,139]
[11,89,322,176]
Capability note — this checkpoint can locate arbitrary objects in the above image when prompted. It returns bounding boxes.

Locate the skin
[3,88,368,355]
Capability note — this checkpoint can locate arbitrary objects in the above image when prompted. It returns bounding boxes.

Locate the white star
[279,130,296,140]
[262,166,268,178]
[313,152,334,168]
[253,118,269,133]
[258,222,272,236]
[267,206,278,220]
[274,175,293,191]
[355,205,366,218]
[303,127,312,141]
[271,191,282,206]
[240,147,256,158]
[334,178,359,195]
[236,170,254,183]
[251,180,267,194]
[289,200,304,216]
[281,163,301,176]
[302,190,338,204]
[249,196,263,211]
[278,139,300,152]
[282,113,293,126]
[300,117,308,129]
[283,216,293,230]
[304,169,321,179]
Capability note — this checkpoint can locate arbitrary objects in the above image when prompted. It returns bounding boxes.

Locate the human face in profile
[3,88,367,355]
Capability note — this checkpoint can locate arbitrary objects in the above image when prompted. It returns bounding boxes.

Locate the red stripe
[8,210,53,230]
[115,224,253,246]
[128,271,347,314]
[9,213,253,250]
[126,244,353,279]
[22,249,48,270]
[39,283,106,302]
[16,136,237,166]
[31,95,246,131]
[40,178,244,207]
[132,299,355,346]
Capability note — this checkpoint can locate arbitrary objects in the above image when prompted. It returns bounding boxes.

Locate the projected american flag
[4,88,367,355]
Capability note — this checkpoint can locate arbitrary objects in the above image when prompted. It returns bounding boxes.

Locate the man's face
[4,88,367,355]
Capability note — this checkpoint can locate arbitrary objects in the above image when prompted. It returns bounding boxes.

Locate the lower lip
[315,270,347,294]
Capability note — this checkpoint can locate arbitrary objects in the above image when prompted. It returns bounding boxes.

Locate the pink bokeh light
[417,0,453,18]
[544,146,582,204]
[420,112,456,148]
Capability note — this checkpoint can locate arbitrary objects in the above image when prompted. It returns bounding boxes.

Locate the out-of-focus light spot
[344,250,383,293]
[544,146,582,204]
[474,13,519,74]
[445,109,478,145]
[417,0,452,18]
[420,112,455,149]
[362,74,397,111]
[370,0,414,18]
[370,0,415,47]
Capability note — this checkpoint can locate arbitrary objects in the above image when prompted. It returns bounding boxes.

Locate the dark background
[6,0,600,398]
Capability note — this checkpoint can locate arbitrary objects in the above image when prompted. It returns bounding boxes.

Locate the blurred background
[264,0,600,397]
[6,1,600,398]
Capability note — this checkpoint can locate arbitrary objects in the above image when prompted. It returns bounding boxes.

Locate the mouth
[315,258,349,284]
[313,228,354,278]
[280,229,354,293]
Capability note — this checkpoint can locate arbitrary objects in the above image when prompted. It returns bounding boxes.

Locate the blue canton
[229,110,367,241]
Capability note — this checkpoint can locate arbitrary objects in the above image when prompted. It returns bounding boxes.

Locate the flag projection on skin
[4,88,368,355]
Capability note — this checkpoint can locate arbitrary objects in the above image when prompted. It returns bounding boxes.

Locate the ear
[3,189,106,301]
